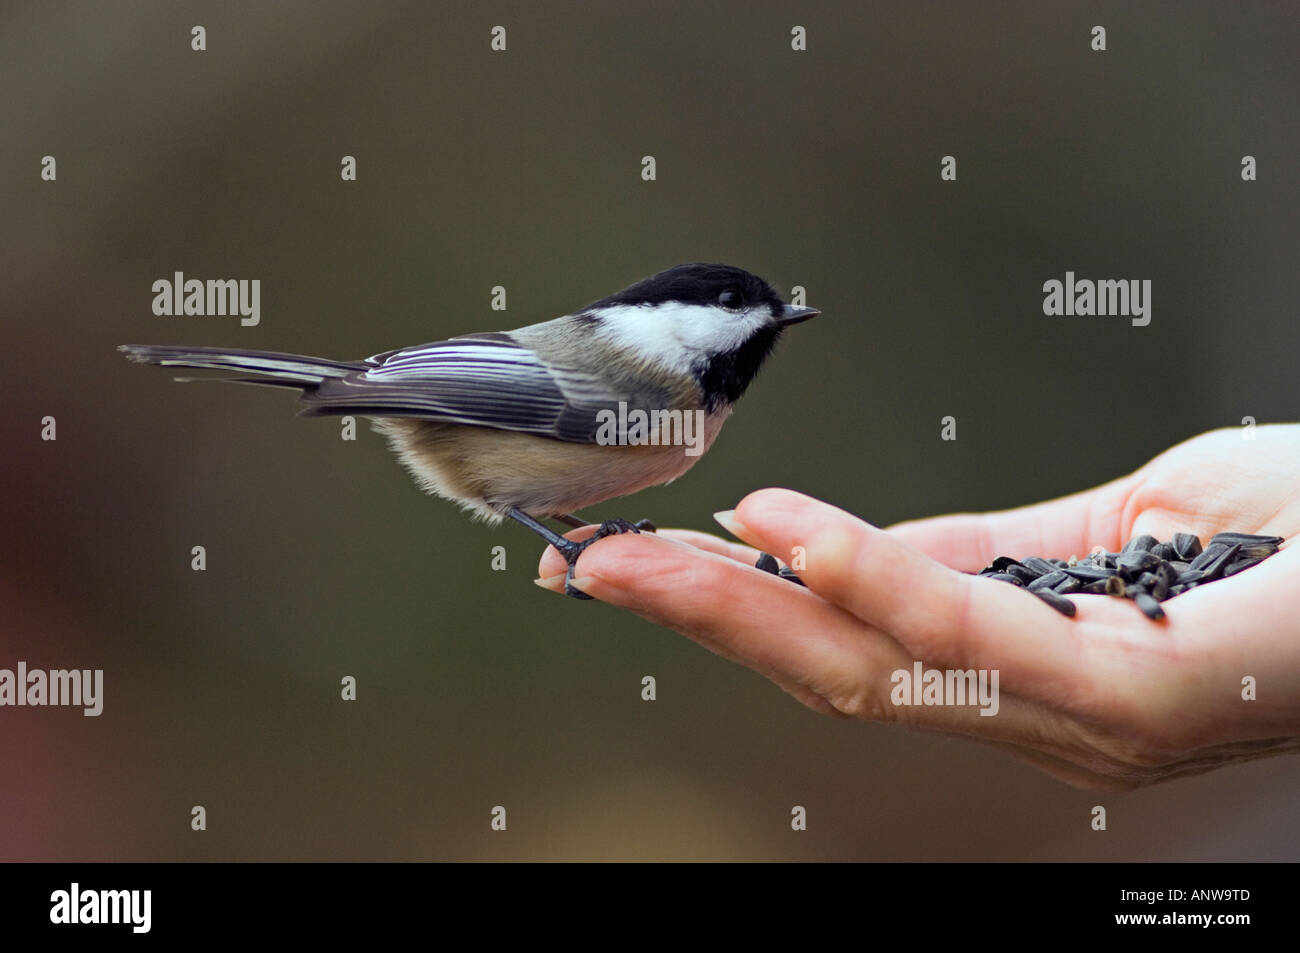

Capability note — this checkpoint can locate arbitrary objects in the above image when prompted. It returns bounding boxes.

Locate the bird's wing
[298,332,623,443]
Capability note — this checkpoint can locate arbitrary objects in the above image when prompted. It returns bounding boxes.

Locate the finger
[537,530,900,712]
[536,523,604,579]
[885,476,1135,571]
[653,529,769,565]
[721,488,1095,687]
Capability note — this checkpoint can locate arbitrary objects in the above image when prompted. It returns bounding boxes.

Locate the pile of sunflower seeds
[977,532,1284,620]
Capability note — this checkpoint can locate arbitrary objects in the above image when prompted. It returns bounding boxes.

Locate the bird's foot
[561,518,656,599]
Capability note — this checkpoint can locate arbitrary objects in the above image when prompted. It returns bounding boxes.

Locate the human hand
[536,425,1300,790]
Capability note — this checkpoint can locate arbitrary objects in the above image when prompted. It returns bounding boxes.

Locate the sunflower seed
[987,556,1023,573]
[1134,592,1166,620]
[1151,564,1173,600]
[1122,534,1159,554]
[1064,565,1113,582]
[1029,570,1069,591]
[1222,555,1266,577]
[1004,565,1038,585]
[1116,551,1161,577]
[1032,588,1077,617]
[1210,531,1283,546]
[1209,532,1283,559]
[1188,543,1227,572]
[1021,556,1058,577]
[1053,575,1082,594]
[1151,542,1177,561]
[1172,533,1203,560]
[1197,542,1241,581]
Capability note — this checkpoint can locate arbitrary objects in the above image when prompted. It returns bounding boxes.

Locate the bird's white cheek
[593,302,768,373]
[674,306,762,354]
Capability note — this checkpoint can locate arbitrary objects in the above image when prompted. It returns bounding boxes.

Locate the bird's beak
[778,304,820,326]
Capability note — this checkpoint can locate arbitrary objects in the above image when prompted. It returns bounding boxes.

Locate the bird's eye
[718,289,745,310]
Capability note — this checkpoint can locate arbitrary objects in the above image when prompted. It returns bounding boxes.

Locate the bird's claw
[562,518,655,599]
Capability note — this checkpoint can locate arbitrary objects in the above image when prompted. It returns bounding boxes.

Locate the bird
[120,262,818,598]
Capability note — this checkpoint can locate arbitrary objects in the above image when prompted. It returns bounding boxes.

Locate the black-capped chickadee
[120,263,818,597]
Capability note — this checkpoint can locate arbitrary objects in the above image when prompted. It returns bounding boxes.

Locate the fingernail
[713,510,749,538]
[533,573,567,592]
[567,575,606,596]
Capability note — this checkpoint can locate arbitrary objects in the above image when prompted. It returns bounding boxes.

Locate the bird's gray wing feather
[299,332,619,443]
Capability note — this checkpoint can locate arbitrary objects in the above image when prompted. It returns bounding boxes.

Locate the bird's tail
[118,344,363,388]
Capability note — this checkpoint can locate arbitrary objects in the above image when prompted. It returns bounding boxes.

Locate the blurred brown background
[2,0,1297,860]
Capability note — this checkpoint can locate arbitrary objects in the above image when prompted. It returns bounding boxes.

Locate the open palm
[537,425,1300,790]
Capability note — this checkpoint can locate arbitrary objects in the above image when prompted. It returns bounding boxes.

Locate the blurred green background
[2,0,1298,860]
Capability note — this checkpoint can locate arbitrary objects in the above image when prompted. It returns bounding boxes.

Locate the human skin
[536,425,1300,791]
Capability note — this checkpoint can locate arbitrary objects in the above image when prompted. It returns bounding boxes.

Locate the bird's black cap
[589,263,787,317]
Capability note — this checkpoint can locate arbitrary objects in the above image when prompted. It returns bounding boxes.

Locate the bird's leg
[556,512,657,533]
[506,507,653,600]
